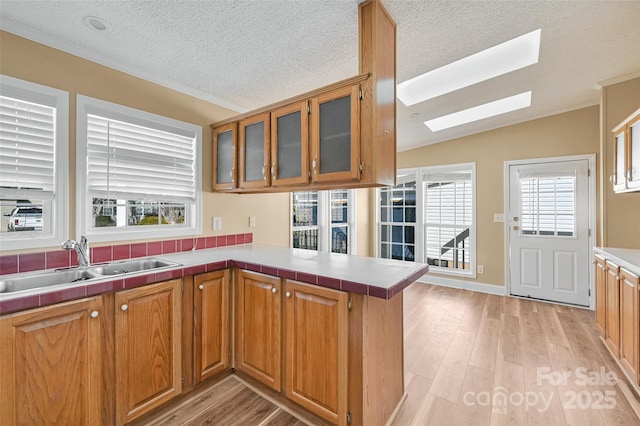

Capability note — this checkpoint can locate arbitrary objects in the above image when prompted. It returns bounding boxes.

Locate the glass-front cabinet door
[239,112,270,189]
[270,101,309,187]
[628,114,640,190]
[212,123,237,191]
[310,84,361,184]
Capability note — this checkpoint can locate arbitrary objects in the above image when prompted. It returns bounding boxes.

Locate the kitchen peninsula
[0,242,427,426]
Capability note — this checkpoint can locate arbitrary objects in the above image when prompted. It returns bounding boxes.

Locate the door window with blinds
[376,163,476,277]
[0,75,68,250]
[291,189,354,254]
[76,95,202,242]
[519,171,575,237]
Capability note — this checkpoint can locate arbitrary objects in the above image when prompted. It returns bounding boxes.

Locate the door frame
[503,154,596,309]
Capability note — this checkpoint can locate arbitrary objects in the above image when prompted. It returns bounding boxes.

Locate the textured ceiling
[1,0,639,151]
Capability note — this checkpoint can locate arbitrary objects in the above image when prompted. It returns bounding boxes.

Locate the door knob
[513,225,520,231]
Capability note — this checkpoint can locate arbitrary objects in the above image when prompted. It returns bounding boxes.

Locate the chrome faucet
[62,236,90,267]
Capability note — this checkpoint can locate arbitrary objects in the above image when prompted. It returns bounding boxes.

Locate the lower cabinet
[605,260,621,356]
[285,280,348,425]
[620,268,639,384]
[194,270,230,384]
[0,296,104,426]
[235,270,348,425]
[235,270,282,391]
[115,279,182,426]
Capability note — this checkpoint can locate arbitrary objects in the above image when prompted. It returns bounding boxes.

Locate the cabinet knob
[271,164,277,179]
[272,287,277,294]
[199,284,204,290]
[121,304,128,311]
[90,310,99,318]
[286,291,291,298]
[262,165,267,180]
[312,158,318,173]
[230,168,235,182]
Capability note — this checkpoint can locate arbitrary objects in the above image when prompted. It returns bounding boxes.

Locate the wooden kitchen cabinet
[605,260,621,357]
[239,112,271,189]
[194,270,230,384]
[115,279,182,425]
[270,100,310,187]
[285,280,349,425]
[611,108,640,193]
[235,270,282,391]
[595,255,607,335]
[310,84,361,184]
[0,296,104,426]
[620,268,639,385]
[212,122,238,190]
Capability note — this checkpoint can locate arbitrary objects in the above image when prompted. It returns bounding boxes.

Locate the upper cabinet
[212,123,237,191]
[611,108,640,193]
[210,0,395,193]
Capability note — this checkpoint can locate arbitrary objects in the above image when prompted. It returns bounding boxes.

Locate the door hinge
[588,168,591,177]
[589,288,591,297]
[359,89,364,100]
[348,297,352,311]
[347,411,352,425]
[359,163,364,174]
[588,228,592,237]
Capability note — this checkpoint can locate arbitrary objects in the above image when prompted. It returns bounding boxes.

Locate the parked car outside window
[4,206,43,231]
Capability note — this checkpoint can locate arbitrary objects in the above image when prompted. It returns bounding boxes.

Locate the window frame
[290,189,356,254]
[76,95,202,243]
[376,163,476,278]
[0,75,69,251]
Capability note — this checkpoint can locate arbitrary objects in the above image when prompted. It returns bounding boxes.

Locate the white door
[508,159,590,306]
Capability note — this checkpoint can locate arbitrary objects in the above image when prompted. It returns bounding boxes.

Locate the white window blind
[86,114,196,201]
[0,95,56,198]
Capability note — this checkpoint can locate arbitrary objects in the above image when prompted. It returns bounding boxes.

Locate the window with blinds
[519,173,575,237]
[76,95,201,241]
[291,190,354,254]
[376,164,476,277]
[0,75,68,250]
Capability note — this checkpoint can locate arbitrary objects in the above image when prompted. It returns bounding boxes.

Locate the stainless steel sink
[0,258,181,295]
[88,258,179,276]
[0,269,100,294]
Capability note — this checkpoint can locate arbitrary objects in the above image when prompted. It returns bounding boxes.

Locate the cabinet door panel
[0,297,103,426]
[213,123,237,190]
[236,271,282,390]
[271,101,309,186]
[239,113,270,189]
[115,279,182,425]
[285,280,348,424]
[595,255,606,335]
[194,270,230,383]
[620,268,639,383]
[311,84,360,183]
[605,262,621,356]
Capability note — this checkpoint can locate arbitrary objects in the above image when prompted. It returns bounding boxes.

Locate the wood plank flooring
[395,283,640,426]
[136,283,640,426]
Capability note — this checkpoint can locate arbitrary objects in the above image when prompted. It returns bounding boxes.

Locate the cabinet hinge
[359,163,364,174]
[347,411,352,425]
[181,283,184,293]
[359,89,364,100]
[307,101,311,115]
[348,297,352,311]
[182,375,185,385]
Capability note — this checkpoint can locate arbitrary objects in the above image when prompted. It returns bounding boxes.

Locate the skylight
[424,91,532,132]
[397,29,541,106]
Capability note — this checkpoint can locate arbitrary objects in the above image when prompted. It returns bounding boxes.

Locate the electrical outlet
[213,217,222,230]
[477,265,485,274]
[249,216,256,228]
[493,213,504,223]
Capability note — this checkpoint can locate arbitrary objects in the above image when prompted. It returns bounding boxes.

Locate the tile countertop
[0,244,428,315]
[594,247,640,275]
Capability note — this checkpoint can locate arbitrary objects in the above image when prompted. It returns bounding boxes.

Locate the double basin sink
[0,258,180,295]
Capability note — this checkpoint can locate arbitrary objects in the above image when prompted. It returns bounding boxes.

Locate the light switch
[493,213,504,223]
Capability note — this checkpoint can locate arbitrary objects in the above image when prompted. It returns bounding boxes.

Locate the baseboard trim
[417,275,507,296]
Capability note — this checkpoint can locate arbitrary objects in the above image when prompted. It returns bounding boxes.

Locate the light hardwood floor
[394,283,640,426]
[136,283,640,426]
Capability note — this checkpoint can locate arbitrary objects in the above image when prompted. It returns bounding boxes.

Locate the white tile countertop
[594,247,640,275]
[0,244,428,315]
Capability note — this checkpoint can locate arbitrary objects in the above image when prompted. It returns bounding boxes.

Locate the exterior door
[508,159,590,306]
